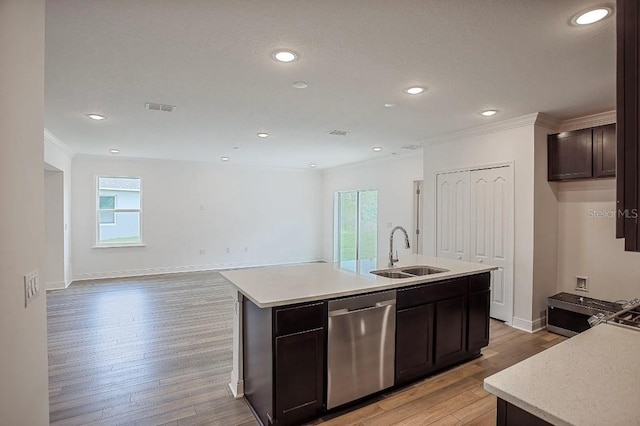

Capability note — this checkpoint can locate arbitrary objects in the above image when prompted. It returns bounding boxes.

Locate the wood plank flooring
[47,272,565,426]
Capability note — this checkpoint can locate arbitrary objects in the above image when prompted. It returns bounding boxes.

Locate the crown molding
[44,128,75,158]
[534,112,562,131]
[558,110,616,132]
[423,113,542,146]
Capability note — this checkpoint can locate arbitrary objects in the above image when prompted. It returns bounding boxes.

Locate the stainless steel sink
[370,271,414,279]
[399,266,449,276]
[370,265,449,279]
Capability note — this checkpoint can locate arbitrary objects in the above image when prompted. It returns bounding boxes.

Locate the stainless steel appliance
[547,292,621,337]
[589,298,640,331]
[326,290,396,410]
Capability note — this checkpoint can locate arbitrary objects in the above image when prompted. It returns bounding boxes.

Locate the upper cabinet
[547,124,616,181]
[617,0,640,251]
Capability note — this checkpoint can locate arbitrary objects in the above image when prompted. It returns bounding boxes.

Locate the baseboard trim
[71,258,325,283]
[511,316,546,333]
[45,281,66,291]
[228,379,244,399]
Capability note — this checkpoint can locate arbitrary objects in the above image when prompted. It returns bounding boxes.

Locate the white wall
[532,124,559,326]
[0,0,49,424]
[44,169,65,288]
[71,156,324,280]
[322,153,423,262]
[557,179,640,302]
[44,131,74,287]
[422,116,539,328]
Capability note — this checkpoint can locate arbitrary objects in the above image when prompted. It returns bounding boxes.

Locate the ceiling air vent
[326,130,350,136]
[402,144,422,150]
[145,102,176,113]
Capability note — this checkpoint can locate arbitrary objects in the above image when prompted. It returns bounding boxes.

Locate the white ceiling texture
[45,0,615,169]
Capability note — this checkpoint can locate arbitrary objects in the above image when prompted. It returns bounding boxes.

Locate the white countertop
[484,323,640,426]
[220,254,496,308]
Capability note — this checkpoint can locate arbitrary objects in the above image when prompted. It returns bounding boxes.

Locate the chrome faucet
[389,226,411,267]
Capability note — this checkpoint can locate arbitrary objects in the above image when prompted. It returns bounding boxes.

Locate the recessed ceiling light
[372,147,383,152]
[384,103,397,108]
[273,50,297,63]
[293,81,309,89]
[232,146,240,150]
[481,109,498,117]
[257,132,269,138]
[109,149,120,154]
[87,114,106,120]
[572,7,611,25]
[404,86,425,95]
[220,156,229,162]
[309,163,317,168]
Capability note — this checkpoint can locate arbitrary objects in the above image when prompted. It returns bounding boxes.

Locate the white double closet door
[436,165,513,322]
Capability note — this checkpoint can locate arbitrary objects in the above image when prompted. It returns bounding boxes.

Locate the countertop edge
[227,267,497,308]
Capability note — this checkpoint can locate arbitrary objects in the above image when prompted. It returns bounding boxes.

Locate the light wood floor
[47,272,565,426]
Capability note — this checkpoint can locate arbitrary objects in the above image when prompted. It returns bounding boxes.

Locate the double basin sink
[370,265,449,279]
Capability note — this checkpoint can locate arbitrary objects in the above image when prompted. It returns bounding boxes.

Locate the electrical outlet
[226,248,230,254]
[24,270,40,307]
[199,248,206,255]
[244,247,248,253]
[576,276,589,292]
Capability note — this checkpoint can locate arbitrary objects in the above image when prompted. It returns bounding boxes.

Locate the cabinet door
[395,304,434,384]
[593,124,616,178]
[467,290,490,351]
[548,129,593,181]
[274,328,325,425]
[435,295,467,365]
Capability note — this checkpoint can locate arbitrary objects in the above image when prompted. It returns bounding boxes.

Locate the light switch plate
[24,270,40,307]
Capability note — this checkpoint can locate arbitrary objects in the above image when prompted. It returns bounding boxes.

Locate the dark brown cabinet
[274,328,324,425]
[467,273,491,351]
[243,299,325,426]
[395,303,434,383]
[594,124,616,178]
[616,0,640,251]
[547,124,616,181]
[434,295,467,365]
[395,275,488,385]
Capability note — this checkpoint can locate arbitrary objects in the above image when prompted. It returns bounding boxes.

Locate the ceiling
[45,0,616,170]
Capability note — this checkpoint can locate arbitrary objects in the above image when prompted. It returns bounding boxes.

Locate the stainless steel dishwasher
[327,290,396,409]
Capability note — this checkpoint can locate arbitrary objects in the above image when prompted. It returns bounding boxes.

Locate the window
[97,177,142,245]
[99,195,116,224]
[335,190,378,262]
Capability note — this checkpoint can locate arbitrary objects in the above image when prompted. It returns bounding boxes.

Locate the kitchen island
[222,255,496,426]
[484,323,640,425]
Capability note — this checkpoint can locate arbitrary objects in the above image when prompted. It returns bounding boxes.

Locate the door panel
[469,167,513,322]
[436,171,470,261]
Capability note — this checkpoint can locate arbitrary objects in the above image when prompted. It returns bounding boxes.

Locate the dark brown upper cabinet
[547,124,616,181]
[616,0,640,251]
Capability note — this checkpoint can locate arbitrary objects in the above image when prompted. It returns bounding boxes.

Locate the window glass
[97,177,142,245]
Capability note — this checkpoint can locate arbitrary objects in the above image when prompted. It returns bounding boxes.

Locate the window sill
[93,243,146,249]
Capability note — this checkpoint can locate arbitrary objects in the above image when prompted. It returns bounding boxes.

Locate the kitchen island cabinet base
[497,398,552,426]
[242,271,492,426]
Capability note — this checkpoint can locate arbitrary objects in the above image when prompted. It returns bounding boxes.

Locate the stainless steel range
[547,292,622,337]
[589,299,640,331]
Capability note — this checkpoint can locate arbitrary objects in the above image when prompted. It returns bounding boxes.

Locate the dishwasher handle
[328,299,396,317]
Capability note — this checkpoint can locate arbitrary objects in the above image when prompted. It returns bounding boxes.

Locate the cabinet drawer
[274,302,324,336]
[397,277,467,310]
[469,273,490,293]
